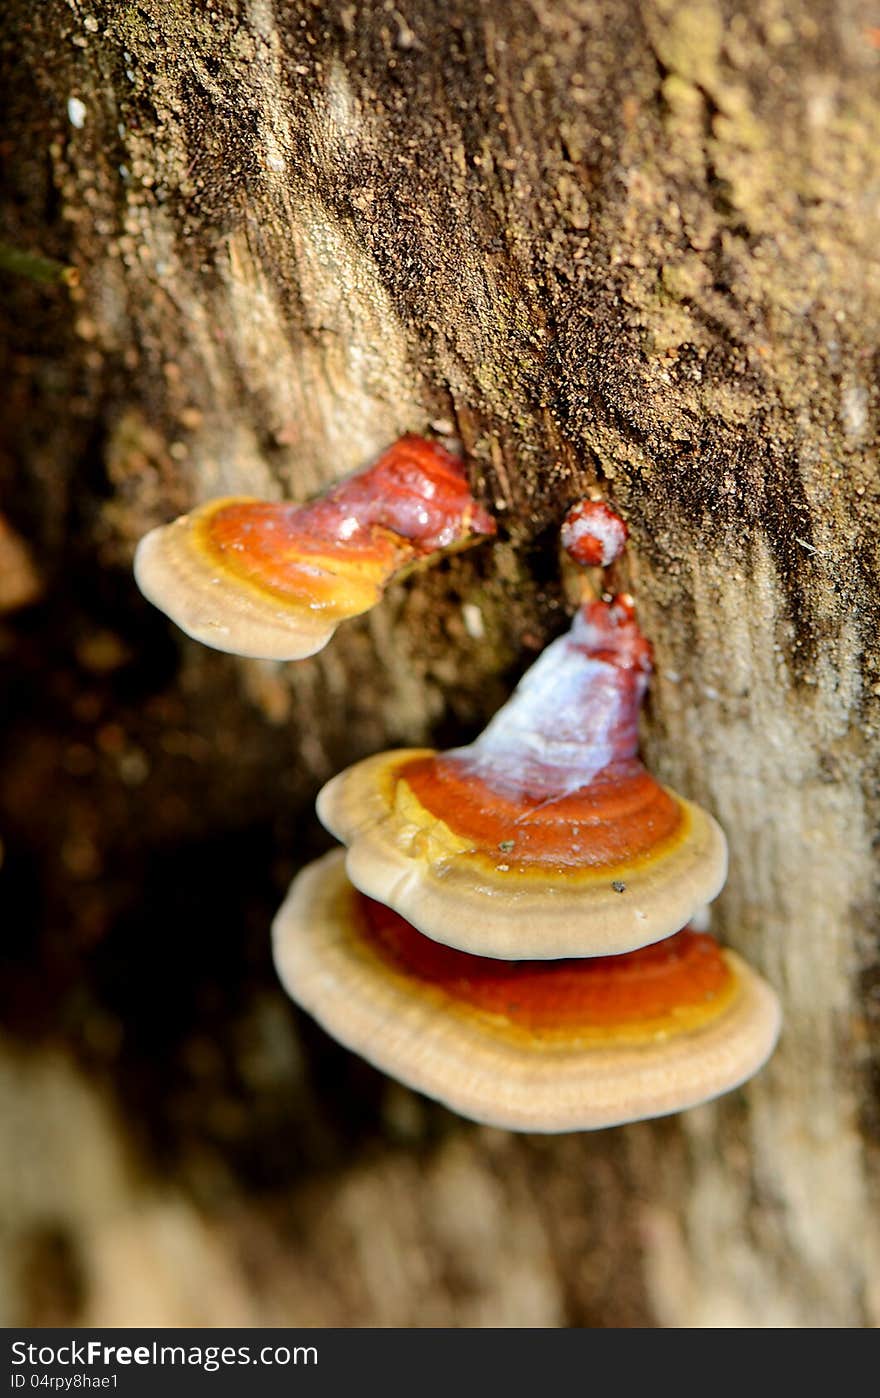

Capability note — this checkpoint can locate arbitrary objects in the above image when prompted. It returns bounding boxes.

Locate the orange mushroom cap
[272,850,780,1132]
[134,435,495,660]
[318,595,727,958]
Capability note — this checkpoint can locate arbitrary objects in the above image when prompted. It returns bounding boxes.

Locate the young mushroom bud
[317,591,727,959]
[272,850,781,1133]
[134,435,495,660]
[561,499,628,568]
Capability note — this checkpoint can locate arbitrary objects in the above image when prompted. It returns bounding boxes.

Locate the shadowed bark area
[1,0,878,1327]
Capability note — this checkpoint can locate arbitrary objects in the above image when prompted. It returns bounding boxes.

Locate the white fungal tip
[67,97,87,129]
[462,602,486,640]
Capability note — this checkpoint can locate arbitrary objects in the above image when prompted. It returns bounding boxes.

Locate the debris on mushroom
[134,435,495,660]
[317,592,727,959]
[272,849,780,1132]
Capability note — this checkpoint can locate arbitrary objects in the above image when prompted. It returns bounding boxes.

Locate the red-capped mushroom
[317,592,727,959]
[272,850,780,1132]
[134,435,495,660]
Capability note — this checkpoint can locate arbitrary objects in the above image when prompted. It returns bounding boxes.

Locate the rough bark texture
[2,0,879,1327]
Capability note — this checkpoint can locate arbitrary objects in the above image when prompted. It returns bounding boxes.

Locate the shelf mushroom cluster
[135,444,781,1133]
[273,498,781,1131]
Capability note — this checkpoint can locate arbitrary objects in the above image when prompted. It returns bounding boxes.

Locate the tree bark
[2,0,878,1327]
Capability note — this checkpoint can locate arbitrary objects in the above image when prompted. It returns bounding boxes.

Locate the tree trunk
[2,0,878,1327]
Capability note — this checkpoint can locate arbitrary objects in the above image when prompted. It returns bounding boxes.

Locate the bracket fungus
[270,495,780,1131]
[317,589,727,960]
[134,435,495,660]
[272,850,781,1132]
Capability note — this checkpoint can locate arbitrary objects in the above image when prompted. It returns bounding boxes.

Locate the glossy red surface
[204,435,495,601]
[357,893,733,1031]
[388,592,680,867]
[398,753,683,868]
